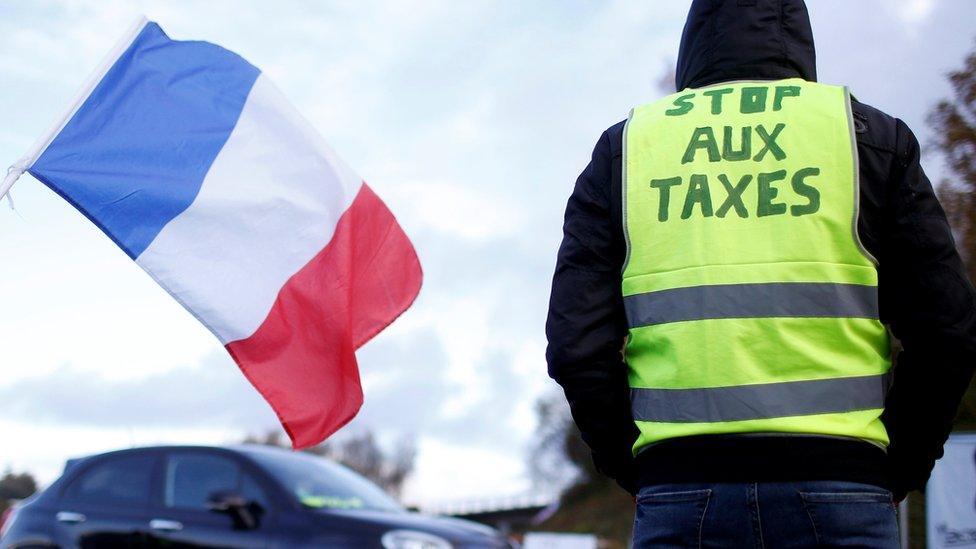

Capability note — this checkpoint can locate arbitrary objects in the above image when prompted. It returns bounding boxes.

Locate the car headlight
[381,529,453,549]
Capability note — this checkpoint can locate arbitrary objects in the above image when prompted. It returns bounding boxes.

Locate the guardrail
[420,493,555,516]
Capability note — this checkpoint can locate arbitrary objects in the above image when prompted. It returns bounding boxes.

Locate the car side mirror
[206,491,260,530]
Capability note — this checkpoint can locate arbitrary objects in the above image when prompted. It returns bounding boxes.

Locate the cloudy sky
[0,0,972,506]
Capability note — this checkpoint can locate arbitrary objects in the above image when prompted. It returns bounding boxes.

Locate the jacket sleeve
[545,128,639,494]
[880,119,976,498]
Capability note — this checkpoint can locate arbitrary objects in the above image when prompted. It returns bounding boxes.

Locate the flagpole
[0,14,149,206]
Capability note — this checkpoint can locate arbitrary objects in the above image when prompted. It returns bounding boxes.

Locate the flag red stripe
[225,183,422,449]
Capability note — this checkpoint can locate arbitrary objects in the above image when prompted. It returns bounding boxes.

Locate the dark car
[0,445,509,548]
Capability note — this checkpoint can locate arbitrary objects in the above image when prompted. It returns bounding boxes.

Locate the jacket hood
[675,0,817,91]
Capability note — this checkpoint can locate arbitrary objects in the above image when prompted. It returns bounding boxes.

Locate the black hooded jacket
[546,0,976,497]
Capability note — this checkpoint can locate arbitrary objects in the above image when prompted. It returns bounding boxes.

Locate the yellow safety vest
[622,78,892,455]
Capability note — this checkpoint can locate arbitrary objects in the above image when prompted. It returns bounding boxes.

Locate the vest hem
[634,434,890,490]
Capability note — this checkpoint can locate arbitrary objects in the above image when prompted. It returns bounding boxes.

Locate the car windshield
[240,447,402,512]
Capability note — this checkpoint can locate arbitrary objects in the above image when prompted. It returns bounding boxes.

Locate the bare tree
[929,39,976,281]
[243,430,416,500]
[527,392,635,547]
[315,432,416,500]
[528,392,591,491]
[0,469,37,516]
[927,38,976,429]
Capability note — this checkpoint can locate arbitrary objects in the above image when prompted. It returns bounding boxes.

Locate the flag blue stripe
[29,22,260,259]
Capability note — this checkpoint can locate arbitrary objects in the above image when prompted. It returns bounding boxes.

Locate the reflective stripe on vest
[624,282,879,327]
[622,79,892,454]
[631,373,890,423]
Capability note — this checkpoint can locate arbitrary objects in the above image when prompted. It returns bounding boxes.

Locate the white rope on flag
[1,161,27,209]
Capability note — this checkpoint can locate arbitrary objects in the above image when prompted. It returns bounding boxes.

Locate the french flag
[3,18,422,448]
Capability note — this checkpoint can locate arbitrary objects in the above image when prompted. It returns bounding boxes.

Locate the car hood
[311,508,507,546]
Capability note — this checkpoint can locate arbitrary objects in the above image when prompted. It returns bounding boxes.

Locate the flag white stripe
[136,74,362,343]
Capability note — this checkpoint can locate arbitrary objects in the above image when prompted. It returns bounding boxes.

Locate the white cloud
[384,179,527,242]
[402,437,530,507]
[897,0,936,23]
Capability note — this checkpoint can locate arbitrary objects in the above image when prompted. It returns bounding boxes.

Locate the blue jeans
[633,481,900,548]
